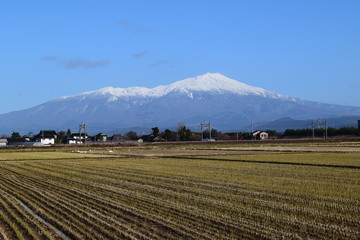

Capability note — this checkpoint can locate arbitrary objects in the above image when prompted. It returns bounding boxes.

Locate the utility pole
[209,122,212,140]
[308,121,316,139]
[200,121,211,141]
[309,120,328,139]
[325,121,328,139]
[312,121,315,139]
[79,122,87,144]
[318,121,328,139]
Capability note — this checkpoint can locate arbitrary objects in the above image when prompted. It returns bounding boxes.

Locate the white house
[67,139,82,144]
[96,133,107,142]
[252,130,269,140]
[259,132,268,140]
[66,133,87,144]
[35,130,57,145]
[0,139,8,147]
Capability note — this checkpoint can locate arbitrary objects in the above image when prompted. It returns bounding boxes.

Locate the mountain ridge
[0,73,359,134]
[58,73,291,101]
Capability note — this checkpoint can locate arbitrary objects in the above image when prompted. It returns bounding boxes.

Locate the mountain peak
[194,72,229,80]
[163,73,284,98]
[169,72,247,92]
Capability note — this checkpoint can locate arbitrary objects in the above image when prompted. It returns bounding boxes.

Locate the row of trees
[2,129,108,144]
[2,126,359,143]
[126,126,360,141]
[283,127,360,138]
[125,125,200,141]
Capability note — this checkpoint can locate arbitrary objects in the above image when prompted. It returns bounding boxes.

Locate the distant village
[1,120,360,147]
[0,127,271,147]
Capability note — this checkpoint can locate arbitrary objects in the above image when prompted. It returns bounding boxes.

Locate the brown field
[0,141,359,239]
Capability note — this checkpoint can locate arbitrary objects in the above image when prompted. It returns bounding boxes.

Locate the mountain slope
[1,73,360,134]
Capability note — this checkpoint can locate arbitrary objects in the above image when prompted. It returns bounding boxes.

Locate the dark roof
[140,135,153,142]
[35,130,57,139]
[69,133,87,138]
[111,134,129,142]
[112,134,128,141]
[252,130,267,136]
[140,135,164,142]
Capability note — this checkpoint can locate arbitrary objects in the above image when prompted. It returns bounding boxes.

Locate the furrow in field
[18,162,278,238]
[0,176,96,239]
[2,162,272,239]
[0,164,200,239]
[0,202,21,240]
[38,160,360,234]
[0,189,63,240]
[0,190,41,240]
[10,162,316,238]
[15,176,159,240]
[1,155,359,240]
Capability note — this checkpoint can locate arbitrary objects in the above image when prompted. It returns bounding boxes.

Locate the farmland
[0,142,359,239]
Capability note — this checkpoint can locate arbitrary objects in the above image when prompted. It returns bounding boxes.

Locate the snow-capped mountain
[1,73,360,134]
[61,73,288,100]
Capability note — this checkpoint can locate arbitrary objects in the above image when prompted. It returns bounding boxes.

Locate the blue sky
[1,0,359,114]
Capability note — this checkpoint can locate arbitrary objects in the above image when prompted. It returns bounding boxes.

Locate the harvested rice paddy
[0,142,359,239]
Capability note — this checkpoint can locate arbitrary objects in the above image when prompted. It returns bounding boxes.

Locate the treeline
[133,126,359,141]
[283,127,359,138]
[2,126,359,143]
[124,126,252,141]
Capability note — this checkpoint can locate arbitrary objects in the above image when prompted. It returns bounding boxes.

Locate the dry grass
[0,151,110,161]
[0,142,359,239]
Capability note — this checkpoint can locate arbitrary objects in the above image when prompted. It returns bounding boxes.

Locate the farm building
[139,135,164,142]
[0,139,8,147]
[96,133,108,142]
[35,130,57,145]
[65,133,88,144]
[112,134,128,142]
[252,130,268,140]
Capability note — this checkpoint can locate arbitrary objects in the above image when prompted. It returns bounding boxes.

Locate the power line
[79,122,87,144]
[308,120,328,139]
[199,121,211,141]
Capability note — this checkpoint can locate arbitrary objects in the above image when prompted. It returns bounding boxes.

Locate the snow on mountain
[59,73,291,101]
[0,73,359,134]
[160,73,284,97]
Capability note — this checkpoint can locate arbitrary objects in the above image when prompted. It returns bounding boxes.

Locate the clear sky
[1,0,359,114]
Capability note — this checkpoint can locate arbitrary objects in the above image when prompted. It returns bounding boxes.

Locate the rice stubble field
[0,142,359,239]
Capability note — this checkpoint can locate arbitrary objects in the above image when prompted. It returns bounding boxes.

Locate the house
[112,134,128,142]
[35,130,57,145]
[66,138,82,144]
[139,135,164,142]
[252,130,269,140]
[96,133,107,142]
[0,139,8,147]
[66,133,87,144]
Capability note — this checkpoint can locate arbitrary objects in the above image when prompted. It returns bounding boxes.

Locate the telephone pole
[318,121,328,139]
[308,120,328,139]
[79,122,87,144]
[199,121,211,141]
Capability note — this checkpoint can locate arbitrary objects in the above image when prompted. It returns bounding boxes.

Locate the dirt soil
[90,142,360,157]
